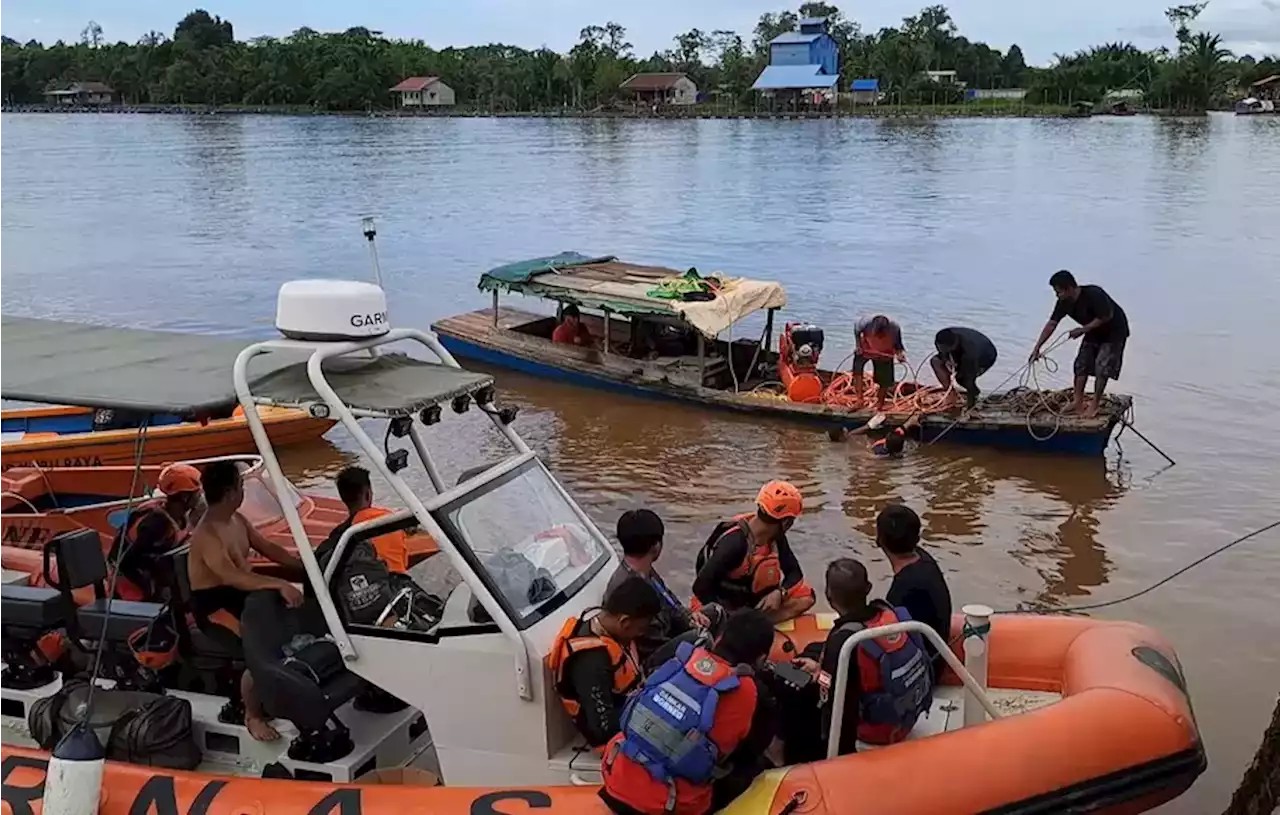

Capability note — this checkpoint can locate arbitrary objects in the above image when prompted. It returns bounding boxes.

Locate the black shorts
[1074,339,1126,380]
[854,355,895,388]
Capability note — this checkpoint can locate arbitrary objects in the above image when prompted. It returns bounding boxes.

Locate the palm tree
[1185,32,1231,109]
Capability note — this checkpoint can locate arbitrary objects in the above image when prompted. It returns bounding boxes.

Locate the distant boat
[433,253,1132,455]
[1235,97,1276,115]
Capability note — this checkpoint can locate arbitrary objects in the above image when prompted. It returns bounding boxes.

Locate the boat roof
[478,253,788,338]
[0,316,493,416]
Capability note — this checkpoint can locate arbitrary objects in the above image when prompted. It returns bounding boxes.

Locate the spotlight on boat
[389,416,413,438]
[385,449,409,474]
[309,403,331,420]
[475,386,495,407]
[452,394,471,415]
[361,215,377,241]
[499,405,519,426]
[420,405,443,426]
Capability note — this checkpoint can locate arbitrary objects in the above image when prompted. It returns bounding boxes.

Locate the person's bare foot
[246,715,281,741]
[1083,403,1100,418]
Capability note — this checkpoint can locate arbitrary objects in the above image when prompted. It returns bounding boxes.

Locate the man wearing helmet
[108,462,204,602]
[691,481,815,624]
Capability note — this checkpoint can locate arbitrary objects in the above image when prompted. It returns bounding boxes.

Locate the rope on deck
[1223,693,1280,815]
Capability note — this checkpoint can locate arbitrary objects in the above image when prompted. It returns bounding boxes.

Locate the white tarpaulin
[670,278,789,338]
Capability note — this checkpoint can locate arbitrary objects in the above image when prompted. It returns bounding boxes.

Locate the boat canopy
[0,316,493,416]
[479,253,789,339]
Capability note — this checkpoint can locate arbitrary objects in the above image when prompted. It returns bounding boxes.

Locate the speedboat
[0,279,1204,814]
[0,455,439,591]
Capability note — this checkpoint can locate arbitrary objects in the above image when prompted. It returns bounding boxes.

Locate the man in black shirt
[878,504,951,675]
[606,509,713,665]
[1029,270,1130,417]
[931,327,998,410]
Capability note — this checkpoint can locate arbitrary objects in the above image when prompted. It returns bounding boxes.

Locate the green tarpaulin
[479,252,615,290]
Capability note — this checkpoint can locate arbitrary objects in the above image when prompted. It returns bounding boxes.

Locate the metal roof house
[43,81,116,106]
[850,78,881,105]
[752,17,840,96]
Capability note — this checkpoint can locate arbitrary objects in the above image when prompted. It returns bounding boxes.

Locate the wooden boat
[432,254,1129,455]
[1,404,334,469]
[0,456,439,587]
[0,283,1200,814]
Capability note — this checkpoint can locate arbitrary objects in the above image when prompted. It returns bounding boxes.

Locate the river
[3,112,1279,811]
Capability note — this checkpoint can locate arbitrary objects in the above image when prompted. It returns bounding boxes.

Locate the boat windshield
[435,459,610,629]
[239,463,304,524]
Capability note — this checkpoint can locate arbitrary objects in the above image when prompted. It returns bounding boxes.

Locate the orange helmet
[158,463,202,496]
[756,480,803,521]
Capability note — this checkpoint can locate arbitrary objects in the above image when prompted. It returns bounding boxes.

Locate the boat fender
[45,723,105,815]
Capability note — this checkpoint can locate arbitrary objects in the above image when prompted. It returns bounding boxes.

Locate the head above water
[825,558,872,615]
[201,460,244,511]
[561,304,582,325]
[882,430,907,457]
[712,608,776,667]
[876,503,921,557]
[617,509,665,560]
[600,575,662,643]
[1049,269,1079,302]
[335,466,373,513]
[755,480,803,533]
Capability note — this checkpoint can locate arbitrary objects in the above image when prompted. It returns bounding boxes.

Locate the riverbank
[3,102,1208,120]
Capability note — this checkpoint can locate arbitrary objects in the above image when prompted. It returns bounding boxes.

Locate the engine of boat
[781,322,825,371]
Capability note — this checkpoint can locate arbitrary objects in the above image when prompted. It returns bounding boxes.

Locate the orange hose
[819,370,954,416]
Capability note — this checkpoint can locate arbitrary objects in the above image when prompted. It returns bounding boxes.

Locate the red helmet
[756,480,803,521]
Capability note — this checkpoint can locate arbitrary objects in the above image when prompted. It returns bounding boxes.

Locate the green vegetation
[2,5,1275,112]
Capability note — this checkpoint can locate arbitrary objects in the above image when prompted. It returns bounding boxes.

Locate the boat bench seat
[0,584,66,630]
[76,599,165,643]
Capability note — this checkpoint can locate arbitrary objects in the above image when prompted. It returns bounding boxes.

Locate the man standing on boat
[1029,270,1130,418]
[852,315,906,411]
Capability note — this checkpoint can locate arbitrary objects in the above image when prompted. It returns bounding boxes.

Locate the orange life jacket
[695,515,783,607]
[111,499,182,601]
[352,506,410,574]
[545,616,643,721]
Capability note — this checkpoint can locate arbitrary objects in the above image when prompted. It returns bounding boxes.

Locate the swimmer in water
[829,413,922,458]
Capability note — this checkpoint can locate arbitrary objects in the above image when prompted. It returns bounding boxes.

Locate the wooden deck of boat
[433,307,1130,437]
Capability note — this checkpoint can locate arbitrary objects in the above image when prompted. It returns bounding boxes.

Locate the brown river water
[3,112,1279,811]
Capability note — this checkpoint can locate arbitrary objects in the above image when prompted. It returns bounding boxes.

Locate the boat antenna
[361,215,384,288]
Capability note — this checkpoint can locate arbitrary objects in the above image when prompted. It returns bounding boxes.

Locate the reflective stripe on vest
[616,641,742,786]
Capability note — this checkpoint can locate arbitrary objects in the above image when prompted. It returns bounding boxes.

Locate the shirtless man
[188,460,303,741]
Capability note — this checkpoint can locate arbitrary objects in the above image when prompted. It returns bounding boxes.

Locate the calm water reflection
[3,112,1279,811]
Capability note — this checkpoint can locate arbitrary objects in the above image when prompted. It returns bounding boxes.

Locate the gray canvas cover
[1,316,492,416]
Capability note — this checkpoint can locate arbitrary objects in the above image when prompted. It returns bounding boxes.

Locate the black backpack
[28,679,200,770]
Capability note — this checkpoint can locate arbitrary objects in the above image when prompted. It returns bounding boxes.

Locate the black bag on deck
[27,679,200,770]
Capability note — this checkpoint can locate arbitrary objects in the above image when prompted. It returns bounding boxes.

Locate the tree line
[2,4,1275,111]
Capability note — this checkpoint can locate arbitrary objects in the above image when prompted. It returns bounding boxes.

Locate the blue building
[752,17,841,96]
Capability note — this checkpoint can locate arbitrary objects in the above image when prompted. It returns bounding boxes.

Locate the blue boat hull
[437,334,1118,456]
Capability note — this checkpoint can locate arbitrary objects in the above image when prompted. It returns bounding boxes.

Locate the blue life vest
[841,606,933,736]
[617,641,742,785]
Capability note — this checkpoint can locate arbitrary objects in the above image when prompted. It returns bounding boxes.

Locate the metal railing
[826,619,1002,759]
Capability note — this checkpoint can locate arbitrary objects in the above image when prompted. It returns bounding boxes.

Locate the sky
[2,0,1278,64]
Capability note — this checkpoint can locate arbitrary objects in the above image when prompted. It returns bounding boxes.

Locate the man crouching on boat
[692,481,816,624]
[552,304,596,347]
[188,460,305,741]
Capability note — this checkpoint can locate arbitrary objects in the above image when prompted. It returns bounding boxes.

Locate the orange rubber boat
[1,404,334,469]
[0,614,1204,815]
[0,456,438,589]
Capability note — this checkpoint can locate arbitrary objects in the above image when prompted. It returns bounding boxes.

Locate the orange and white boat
[0,455,439,589]
[1,404,334,469]
[0,281,1204,815]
